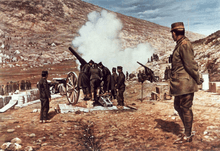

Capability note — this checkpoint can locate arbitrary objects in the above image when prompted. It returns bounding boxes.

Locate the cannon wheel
[66,72,79,104]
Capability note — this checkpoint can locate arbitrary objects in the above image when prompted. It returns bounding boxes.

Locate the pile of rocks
[0,137,33,151]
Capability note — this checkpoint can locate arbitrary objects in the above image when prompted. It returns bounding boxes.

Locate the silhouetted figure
[38,71,51,123]
[89,63,102,102]
[98,62,111,95]
[116,66,125,106]
[111,67,118,99]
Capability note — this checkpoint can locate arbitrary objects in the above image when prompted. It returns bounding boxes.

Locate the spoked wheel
[66,72,79,105]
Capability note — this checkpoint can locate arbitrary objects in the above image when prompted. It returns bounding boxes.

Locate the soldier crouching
[38,71,51,123]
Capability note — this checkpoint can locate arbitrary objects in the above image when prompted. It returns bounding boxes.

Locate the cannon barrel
[69,47,87,66]
[137,61,156,82]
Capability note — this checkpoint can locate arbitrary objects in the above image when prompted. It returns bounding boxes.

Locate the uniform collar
[176,36,186,45]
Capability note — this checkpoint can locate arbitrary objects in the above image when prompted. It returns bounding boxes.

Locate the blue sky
[82,0,220,36]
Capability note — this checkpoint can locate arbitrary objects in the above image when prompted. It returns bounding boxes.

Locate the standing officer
[111,67,118,100]
[98,62,111,95]
[170,22,203,143]
[116,66,125,106]
[38,71,51,123]
[89,63,102,102]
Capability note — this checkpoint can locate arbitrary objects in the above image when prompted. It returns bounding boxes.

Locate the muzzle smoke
[72,10,154,73]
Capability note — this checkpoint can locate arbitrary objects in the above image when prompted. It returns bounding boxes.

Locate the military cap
[112,67,116,72]
[98,62,103,66]
[171,22,184,32]
[117,66,123,70]
[89,60,94,64]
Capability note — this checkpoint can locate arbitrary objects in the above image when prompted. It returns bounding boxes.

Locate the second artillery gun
[137,61,158,83]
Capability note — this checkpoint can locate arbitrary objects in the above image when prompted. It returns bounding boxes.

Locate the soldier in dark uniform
[5,82,9,94]
[29,80,32,89]
[164,67,168,81]
[9,81,13,93]
[111,67,118,100]
[21,80,25,90]
[98,62,111,95]
[89,63,102,102]
[138,70,144,83]
[78,61,92,100]
[116,66,125,106]
[38,71,51,123]
[17,81,20,91]
[25,80,29,90]
[13,82,17,92]
[0,85,3,95]
[170,22,203,143]
[126,71,129,80]
[1,85,4,95]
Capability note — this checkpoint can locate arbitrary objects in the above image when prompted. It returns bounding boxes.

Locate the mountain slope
[0,0,205,84]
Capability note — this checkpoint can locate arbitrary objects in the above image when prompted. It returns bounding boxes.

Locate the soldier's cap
[112,67,116,72]
[117,66,123,70]
[89,60,94,64]
[42,71,48,75]
[98,62,103,66]
[171,22,184,32]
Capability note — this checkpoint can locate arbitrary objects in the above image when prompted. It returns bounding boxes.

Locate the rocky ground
[1,80,220,150]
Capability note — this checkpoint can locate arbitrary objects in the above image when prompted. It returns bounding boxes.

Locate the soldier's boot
[173,133,194,144]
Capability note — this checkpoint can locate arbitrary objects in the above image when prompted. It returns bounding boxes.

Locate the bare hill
[0,0,205,84]
[192,30,220,81]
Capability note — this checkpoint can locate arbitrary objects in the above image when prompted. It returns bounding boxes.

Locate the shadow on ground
[154,119,181,135]
[48,111,57,120]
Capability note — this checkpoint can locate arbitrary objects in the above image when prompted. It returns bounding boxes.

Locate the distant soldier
[164,67,168,80]
[170,22,203,144]
[111,67,118,100]
[138,70,144,83]
[98,62,111,95]
[17,81,20,91]
[1,85,4,95]
[13,82,17,92]
[116,66,125,106]
[38,71,51,123]
[29,80,32,89]
[9,81,13,93]
[126,71,129,80]
[25,80,29,90]
[5,82,9,94]
[78,61,92,100]
[89,63,102,102]
[0,85,2,95]
[21,80,25,90]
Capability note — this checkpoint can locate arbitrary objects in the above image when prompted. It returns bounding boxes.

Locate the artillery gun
[46,47,86,105]
[137,61,158,83]
[137,61,158,102]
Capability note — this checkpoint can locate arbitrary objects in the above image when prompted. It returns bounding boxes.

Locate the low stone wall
[0,89,40,110]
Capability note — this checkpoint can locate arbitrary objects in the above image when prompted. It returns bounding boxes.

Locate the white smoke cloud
[72,10,154,73]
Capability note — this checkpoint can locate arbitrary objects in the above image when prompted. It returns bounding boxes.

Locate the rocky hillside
[192,30,220,81]
[0,0,205,72]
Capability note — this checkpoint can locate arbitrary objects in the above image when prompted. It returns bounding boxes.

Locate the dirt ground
[1,80,220,150]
